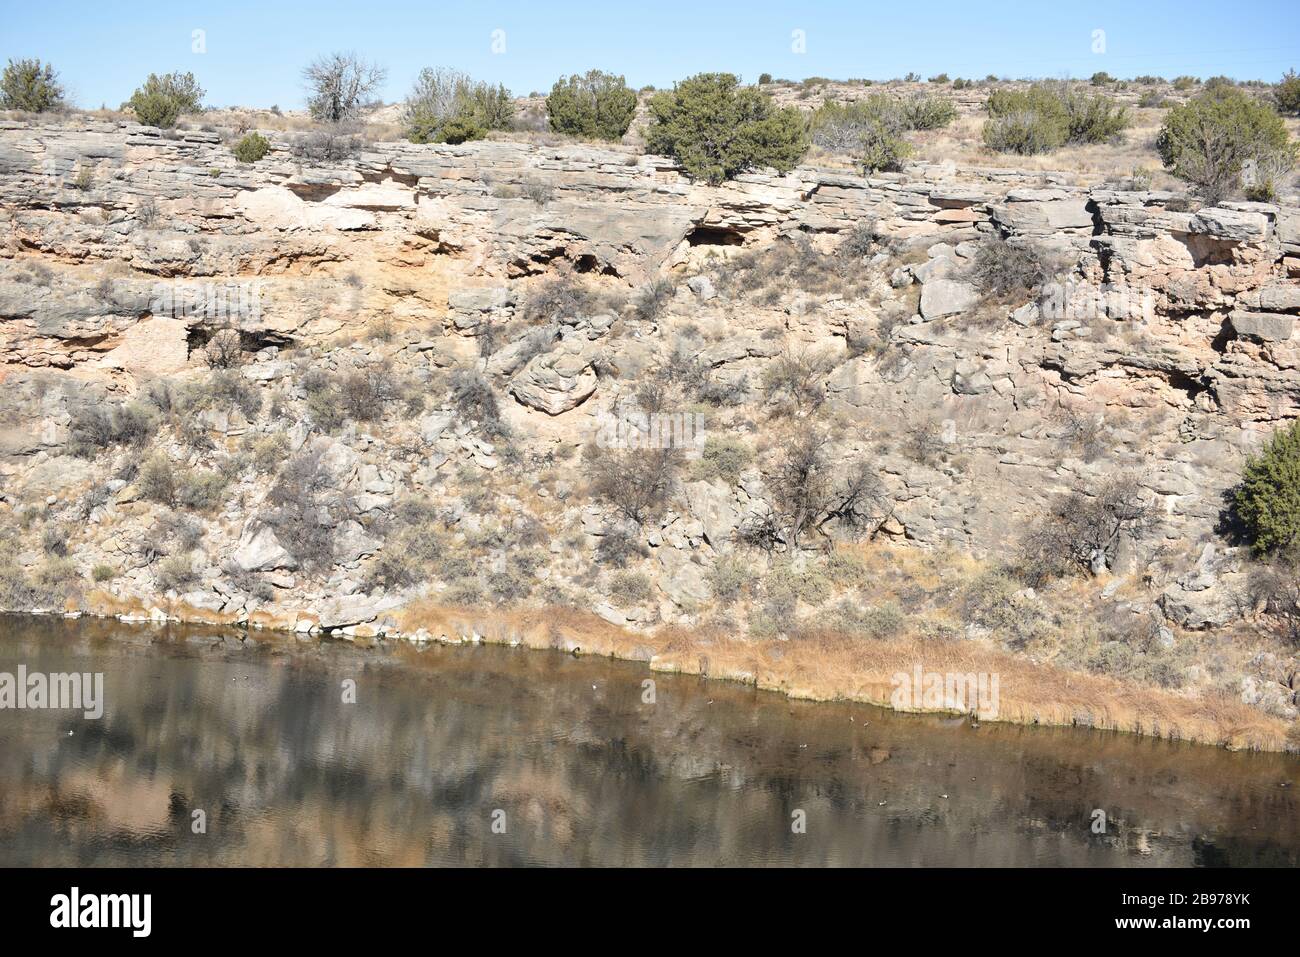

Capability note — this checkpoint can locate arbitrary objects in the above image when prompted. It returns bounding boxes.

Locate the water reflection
[0,615,1296,866]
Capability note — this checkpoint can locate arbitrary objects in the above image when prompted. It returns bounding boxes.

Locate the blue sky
[2,0,1297,109]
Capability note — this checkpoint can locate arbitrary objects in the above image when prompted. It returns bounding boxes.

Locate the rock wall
[1,115,1298,647]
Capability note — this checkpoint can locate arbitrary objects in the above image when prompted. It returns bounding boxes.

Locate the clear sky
[2,0,1297,110]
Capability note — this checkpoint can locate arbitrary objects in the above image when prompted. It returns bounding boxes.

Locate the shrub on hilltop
[811,93,955,172]
[1157,85,1296,203]
[403,67,514,144]
[546,69,637,141]
[125,72,205,128]
[983,81,1129,155]
[645,73,808,184]
[1275,69,1300,116]
[0,58,66,112]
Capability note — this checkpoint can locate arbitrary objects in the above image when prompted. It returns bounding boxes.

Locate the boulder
[1230,311,1294,342]
[509,348,597,414]
[920,279,978,320]
[656,548,711,608]
[232,525,297,572]
[1159,582,1237,629]
[683,480,740,547]
[1189,207,1269,244]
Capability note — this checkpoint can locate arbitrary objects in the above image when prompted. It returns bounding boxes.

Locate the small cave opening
[1164,367,1210,403]
[686,225,744,247]
[186,324,295,361]
[1210,318,1235,354]
[572,254,621,276]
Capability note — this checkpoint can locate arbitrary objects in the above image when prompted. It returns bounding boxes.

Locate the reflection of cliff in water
[0,615,1296,867]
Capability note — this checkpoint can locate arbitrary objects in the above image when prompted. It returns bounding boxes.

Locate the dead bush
[595,526,646,567]
[520,277,598,324]
[1017,475,1153,585]
[970,235,1048,304]
[1246,554,1300,646]
[155,553,199,592]
[176,469,229,512]
[138,453,178,506]
[339,365,403,421]
[760,347,837,417]
[450,368,508,437]
[291,126,364,162]
[68,401,158,457]
[632,277,678,322]
[264,448,337,572]
[586,445,682,525]
[204,327,244,369]
[741,430,888,550]
[178,369,262,421]
[41,524,69,556]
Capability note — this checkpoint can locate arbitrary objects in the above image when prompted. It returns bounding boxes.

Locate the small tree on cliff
[0,58,66,112]
[1157,85,1296,202]
[402,67,514,144]
[1235,419,1300,556]
[125,72,205,128]
[645,73,808,184]
[302,53,386,124]
[546,70,637,141]
[1275,69,1300,116]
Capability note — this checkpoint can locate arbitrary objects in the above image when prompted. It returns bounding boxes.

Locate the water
[0,615,1296,867]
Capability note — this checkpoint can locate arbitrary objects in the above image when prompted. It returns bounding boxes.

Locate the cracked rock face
[0,116,1298,703]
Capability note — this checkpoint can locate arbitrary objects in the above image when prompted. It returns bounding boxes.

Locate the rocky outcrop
[1,116,1298,735]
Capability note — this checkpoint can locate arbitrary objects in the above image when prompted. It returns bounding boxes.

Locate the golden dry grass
[390,592,1291,753]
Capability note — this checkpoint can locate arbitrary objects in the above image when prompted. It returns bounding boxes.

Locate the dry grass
[65,544,1297,752]
[905,110,1170,185]
[390,591,1290,752]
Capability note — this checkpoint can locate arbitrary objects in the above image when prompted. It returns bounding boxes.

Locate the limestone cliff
[1,116,1298,744]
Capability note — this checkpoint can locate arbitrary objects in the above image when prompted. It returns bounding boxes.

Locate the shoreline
[5,592,1294,755]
